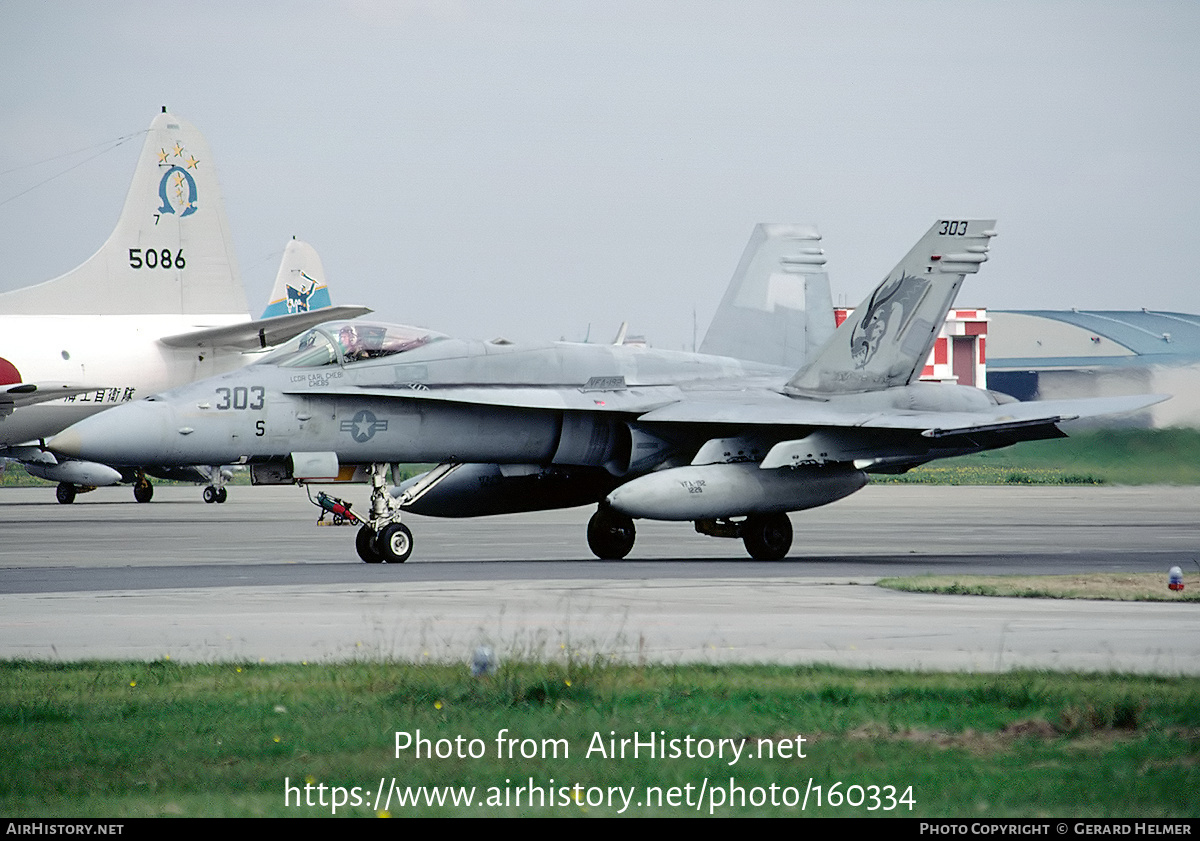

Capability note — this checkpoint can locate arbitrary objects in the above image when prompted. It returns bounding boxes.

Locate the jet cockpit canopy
[261,321,446,368]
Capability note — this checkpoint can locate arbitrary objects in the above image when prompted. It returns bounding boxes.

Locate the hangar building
[985,310,1200,428]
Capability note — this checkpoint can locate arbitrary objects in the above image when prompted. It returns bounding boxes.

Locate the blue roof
[996,310,1200,363]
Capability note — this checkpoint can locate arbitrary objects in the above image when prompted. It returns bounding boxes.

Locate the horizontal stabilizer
[918,394,1171,437]
[638,392,1169,432]
[0,382,94,416]
[159,306,372,351]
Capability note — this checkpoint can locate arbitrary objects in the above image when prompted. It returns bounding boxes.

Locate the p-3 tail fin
[0,108,247,316]
[786,219,996,396]
[700,223,835,369]
[260,238,333,318]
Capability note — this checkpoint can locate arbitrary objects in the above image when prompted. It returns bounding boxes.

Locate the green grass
[872,427,1200,485]
[2,660,1197,817]
[878,573,1200,602]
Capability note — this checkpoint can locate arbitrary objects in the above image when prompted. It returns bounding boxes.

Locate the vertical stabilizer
[786,219,996,395]
[260,238,332,318]
[0,110,247,316]
[700,224,835,369]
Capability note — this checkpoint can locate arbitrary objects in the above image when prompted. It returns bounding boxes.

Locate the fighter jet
[49,219,1165,561]
[0,110,369,503]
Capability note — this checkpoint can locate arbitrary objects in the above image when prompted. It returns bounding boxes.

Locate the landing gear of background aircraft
[133,474,153,503]
[741,512,792,561]
[587,505,636,560]
[202,466,228,504]
[56,482,76,504]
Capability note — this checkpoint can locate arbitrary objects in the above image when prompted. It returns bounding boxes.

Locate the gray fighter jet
[49,220,1165,563]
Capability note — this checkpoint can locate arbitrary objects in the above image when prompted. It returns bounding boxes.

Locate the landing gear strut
[311,462,460,563]
[587,505,636,560]
[202,468,228,503]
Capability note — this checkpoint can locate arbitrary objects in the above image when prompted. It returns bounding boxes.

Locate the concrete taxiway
[1,484,1197,672]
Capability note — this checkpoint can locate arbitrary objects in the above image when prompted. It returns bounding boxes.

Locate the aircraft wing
[637,392,1170,433]
[281,376,1167,431]
[159,306,372,351]
[282,382,686,414]
[0,383,95,416]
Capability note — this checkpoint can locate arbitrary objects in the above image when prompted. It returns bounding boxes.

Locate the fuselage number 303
[215,386,265,411]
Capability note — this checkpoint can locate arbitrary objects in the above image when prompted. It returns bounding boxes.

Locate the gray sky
[2,1,1198,349]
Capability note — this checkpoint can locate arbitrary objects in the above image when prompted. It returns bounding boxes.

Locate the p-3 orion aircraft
[0,109,368,503]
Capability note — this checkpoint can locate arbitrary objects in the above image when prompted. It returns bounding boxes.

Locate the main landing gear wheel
[216,487,227,504]
[133,479,153,503]
[56,482,76,504]
[742,512,793,561]
[203,486,217,504]
[587,507,636,560]
[356,526,384,564]
[377,522,413,563]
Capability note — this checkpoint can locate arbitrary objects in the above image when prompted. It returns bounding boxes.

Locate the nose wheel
[356,526,383,563]
[355,523,412,563]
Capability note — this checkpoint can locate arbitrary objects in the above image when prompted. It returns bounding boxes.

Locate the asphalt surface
[1,483,1197,672]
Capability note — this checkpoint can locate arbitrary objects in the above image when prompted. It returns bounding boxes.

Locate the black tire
[377,522,414,563]
[134,480,153,503]
[215,487,228,504]
[587,508,636,560]
[203,486,217,504]
[56,483,76,504]
[742,513,792,561]
[356,526,383,564]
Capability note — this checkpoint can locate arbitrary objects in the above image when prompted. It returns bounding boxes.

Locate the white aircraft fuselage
[0,111,368,500]
[0,313,253,447]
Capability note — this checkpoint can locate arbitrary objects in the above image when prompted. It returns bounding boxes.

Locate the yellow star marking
[174,173,184,187]
[157,148,169,163]
[185,155,199,170]
[172,142,183,157]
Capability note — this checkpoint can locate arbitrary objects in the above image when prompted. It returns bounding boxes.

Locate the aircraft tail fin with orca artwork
[0,107,248,317]
[786,219,996,396]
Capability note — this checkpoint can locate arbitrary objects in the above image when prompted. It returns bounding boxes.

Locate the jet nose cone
[47,401,174,466]
[46,429,83,457]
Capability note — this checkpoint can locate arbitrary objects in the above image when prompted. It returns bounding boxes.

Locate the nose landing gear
[310,462,460,563]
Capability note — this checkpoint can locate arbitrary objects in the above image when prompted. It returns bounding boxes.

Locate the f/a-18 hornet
[49,220,1164,563]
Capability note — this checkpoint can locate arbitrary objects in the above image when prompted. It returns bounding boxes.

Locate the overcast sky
[2,1,1197,349]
